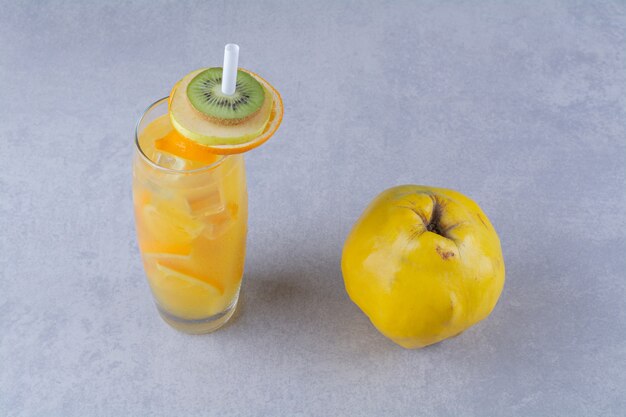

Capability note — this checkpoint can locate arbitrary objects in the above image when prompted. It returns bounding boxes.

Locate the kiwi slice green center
[186,68,265,125]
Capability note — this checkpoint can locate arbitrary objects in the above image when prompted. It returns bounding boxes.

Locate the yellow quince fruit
[341,185,505,349]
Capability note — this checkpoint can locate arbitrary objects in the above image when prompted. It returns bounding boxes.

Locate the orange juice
[133,99,247,333]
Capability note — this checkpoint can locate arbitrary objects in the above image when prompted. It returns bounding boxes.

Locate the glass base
[156,296,239,335]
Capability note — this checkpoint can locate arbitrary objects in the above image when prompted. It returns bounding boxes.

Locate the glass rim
[134,97,228,174]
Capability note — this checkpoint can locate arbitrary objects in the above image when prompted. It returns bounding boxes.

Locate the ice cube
[203,203,238,239]
[140,200,205,248]
[154,152,187,170]
[185,184,225,217]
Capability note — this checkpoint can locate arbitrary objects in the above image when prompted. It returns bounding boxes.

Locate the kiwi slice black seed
[186,68,265,125]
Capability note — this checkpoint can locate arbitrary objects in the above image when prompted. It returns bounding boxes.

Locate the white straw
[221,43,239,96]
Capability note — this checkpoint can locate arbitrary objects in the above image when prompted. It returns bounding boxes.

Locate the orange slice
[139,240,193,256]
[155,259,224,294]
[155,129,221,165]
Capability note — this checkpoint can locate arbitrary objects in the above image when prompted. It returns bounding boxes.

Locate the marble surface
[1,1,625,416]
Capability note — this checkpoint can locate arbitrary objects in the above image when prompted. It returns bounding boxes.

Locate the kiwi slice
[186,68,265,125]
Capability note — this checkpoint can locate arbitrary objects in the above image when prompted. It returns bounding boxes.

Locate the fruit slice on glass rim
[168,67,283,155]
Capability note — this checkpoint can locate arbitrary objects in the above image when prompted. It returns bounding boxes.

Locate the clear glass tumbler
[132,98,248,334]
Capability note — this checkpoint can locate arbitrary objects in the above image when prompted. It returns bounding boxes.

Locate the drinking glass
[133,98,248,334]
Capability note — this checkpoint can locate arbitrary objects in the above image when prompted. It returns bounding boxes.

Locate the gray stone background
[1,1,625,416]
